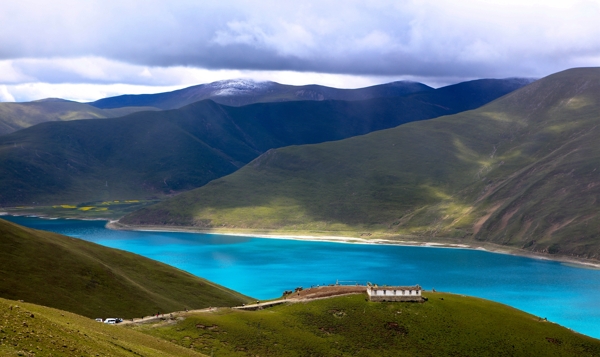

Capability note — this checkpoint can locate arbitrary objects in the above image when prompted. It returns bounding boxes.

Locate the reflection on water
[3,215,600,339]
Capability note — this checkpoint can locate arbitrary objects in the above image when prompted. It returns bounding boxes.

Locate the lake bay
[4,215,600,339]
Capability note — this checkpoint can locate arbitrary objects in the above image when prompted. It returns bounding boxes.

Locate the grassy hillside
[2,292,597,356]
[0,218,251,319]
[89,79,433,109]
[0,78,525,206]
[135,293,600,356]
[0,99,156,136]
[0,297,206,357]
[121,68,600,261]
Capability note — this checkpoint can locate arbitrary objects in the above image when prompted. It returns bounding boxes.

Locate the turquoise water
[4,215,600,339]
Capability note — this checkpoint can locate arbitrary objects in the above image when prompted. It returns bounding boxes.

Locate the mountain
[0,78,531,137]
[405,77,534,110]
[120,68,600,261]
[88,79,434,110]
[0,78,528,206]
[0,99,157,136]
[0,218,250,318]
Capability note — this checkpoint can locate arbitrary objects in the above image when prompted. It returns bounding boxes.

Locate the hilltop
[0,218,251,318]
[0,78,527,206]
[120,67,600,261]
[134,292,600,356]
[0,99,156,136]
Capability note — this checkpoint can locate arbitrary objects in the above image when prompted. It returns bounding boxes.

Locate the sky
[1,0,600,102]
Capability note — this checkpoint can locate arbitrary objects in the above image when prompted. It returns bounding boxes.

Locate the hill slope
[89,79,434,109]
[0,297,206,357]
[137,293,600,356]
[0,99,156,136]
[121,68,600,261]
[0,78,527,206]
[0,218,251,318]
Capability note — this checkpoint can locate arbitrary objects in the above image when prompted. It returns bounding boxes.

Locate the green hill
[0,297,206,357]
[0,218,251,319]
[2,292,598,356]
[0,78,525,206]
[120,68,600,261]
[135,293,600,356]
[0,99,156,136]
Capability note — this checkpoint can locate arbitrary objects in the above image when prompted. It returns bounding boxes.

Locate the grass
[3,199,161,220]
[133,293,600,356]
[121,68,600,261]
[0,218,252,319]
[0,297,207,357]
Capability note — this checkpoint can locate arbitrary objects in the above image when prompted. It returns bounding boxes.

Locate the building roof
[368,285,421,290]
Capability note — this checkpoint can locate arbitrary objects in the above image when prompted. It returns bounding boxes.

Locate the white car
[104,318,117,324]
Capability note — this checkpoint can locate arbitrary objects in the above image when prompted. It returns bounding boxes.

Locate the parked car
[95,318,103,322]
[103,318,123,324]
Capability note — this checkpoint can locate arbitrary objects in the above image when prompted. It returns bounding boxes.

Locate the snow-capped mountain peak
[208,79,274,96]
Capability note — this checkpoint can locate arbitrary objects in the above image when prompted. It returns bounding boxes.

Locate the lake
[4,215,600,339]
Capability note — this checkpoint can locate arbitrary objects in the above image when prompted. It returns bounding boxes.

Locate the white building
[366,285,423,302]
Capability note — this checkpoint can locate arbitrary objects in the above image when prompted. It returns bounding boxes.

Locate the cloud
[0,85,15,102]
[0,0,599,94]
[0,61,34,83]
[2,83,182,103]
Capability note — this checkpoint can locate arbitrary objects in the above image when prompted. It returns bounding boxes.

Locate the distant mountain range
[0,78,532,136]
[0,78,529,205]
[120,68,600,261]
[88,79,434,109]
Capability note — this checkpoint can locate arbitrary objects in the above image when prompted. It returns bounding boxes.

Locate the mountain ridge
[88,79,434,109]
[0,77,528,206]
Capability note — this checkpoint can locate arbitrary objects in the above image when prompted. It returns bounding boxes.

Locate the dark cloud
[1,0,600,85]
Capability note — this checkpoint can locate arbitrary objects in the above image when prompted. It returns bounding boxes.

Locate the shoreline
[107,221,600,270]
[0,212,109,221]
[4,212,599,269]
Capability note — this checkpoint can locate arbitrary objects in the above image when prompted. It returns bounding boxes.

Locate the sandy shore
[107,221,600,270]
[5,211,599,269]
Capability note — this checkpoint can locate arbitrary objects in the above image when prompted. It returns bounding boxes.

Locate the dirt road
[117,285,368,325]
